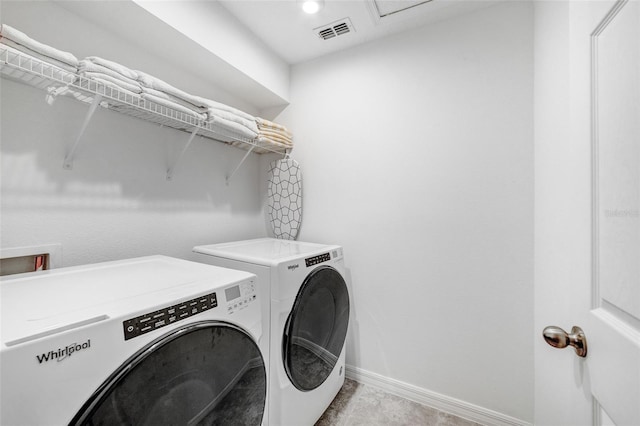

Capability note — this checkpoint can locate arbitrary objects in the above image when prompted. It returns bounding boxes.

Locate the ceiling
[219,0,502,65]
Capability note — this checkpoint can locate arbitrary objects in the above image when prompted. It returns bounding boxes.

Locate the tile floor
[315,379,484,426]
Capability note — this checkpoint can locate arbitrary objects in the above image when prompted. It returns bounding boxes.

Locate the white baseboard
[344,365,531,426]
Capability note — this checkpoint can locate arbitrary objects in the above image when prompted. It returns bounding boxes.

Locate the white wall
[274,1,534,422]
[0,1,267,267]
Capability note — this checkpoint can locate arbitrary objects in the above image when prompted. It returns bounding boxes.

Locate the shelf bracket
[225,145,256,185]
[45,84,71,106]
[63,94,102,170]
[166,127,199,181]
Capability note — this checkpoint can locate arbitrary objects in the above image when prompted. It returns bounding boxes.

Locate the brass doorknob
[542,325,588,358]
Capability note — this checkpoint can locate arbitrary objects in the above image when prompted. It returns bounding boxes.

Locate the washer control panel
[123,292,217,340]
[225,279,257,314]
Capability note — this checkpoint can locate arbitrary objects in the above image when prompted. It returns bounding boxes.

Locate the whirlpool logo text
[36,339,91,364]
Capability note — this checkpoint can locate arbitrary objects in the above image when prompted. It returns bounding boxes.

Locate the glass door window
[72,321,266,425]
[283,266,350,391]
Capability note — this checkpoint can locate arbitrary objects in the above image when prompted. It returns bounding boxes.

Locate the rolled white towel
[83,56,138,81]
[0,23,78,67]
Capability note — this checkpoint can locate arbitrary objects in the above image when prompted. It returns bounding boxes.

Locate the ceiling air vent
[315,18,355,41]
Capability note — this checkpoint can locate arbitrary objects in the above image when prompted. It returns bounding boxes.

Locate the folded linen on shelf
[140,87,257,139]
[141,86,208,113]
[78,60,140,88]
[137,70,257,122]
[141,91,206,120]
[136,70,207,109]
[257,129,293,147]
[254,117,293,148]
[77,71,142,94]
[0,38,77,73]
[207,107,258,134]
[0,24,78,68]
[256,117,293,137]
[82,56,138,80]
[0,42,77,82]
[204,99,255,123]
[207,114,258,141]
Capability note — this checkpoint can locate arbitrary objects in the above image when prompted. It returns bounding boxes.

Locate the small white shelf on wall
[0,45,287,182]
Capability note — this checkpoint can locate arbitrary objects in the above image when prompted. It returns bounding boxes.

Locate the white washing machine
[0,255,268,425]
[193,238,350,426]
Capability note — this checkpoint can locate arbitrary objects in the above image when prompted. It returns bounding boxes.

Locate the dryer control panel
[122,292,218,341]
[225,279,257,314]
[305,248,343,267]
[305,252,331,267]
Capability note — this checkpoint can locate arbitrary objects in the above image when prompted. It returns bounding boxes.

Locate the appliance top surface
[1,255,254,345]
[193,238,340,266]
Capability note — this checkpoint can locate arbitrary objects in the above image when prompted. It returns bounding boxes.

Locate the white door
[534,1,640,425]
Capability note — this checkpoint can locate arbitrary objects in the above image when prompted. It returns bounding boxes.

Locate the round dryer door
[71,321,266,426]
[283,265,350,391]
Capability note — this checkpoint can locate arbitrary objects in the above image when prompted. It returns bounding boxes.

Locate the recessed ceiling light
[300,0,324,14]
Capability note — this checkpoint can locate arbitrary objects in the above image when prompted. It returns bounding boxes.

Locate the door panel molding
[589,0,640,424]
[590,0,630,310]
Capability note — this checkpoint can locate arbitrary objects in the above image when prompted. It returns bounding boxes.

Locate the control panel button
[226,280,257,315]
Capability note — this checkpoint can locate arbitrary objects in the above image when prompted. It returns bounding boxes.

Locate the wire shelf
[0,45,288,156]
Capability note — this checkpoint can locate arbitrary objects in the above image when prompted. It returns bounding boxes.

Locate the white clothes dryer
[193,238,350,426]
[1,256,268,425]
